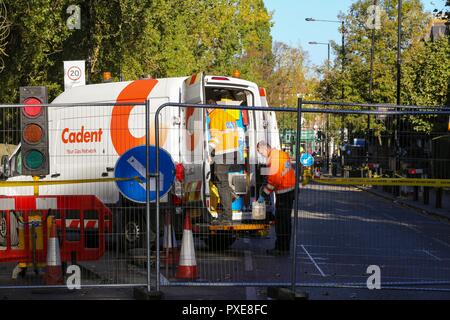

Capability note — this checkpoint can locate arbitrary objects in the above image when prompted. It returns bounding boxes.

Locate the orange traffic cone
[175,213,198,279]
[45,219,63,285]
[162,212,179,266]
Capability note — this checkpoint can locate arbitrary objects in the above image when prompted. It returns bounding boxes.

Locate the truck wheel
[204,234,236,251]
[114,208,156,252]
[0,216,6,245]
[124,212,145,248]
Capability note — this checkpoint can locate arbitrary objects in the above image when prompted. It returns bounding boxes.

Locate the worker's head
[257,141,271,157]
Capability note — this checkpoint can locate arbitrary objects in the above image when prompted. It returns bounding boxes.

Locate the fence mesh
[0,100,449,295]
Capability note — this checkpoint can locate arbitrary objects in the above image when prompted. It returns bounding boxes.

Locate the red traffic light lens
[23,97,43,118]
[23,124,44,144]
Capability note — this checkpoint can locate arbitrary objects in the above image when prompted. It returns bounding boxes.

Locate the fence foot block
[133,287,164,300]
[267,287,309,300]
[31,288,74,295]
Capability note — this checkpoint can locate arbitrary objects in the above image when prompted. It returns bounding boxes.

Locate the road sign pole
[292,98,303,293]
[145,99,152,293]
[155,102,161,292]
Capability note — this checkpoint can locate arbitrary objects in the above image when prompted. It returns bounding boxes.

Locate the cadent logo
[62,126,103,144]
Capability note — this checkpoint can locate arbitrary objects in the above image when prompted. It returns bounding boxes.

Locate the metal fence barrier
[154,100,450,295]
[0,99,449,298]
[0,102,151,289]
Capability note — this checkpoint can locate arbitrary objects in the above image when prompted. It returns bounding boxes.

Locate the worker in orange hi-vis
[257,141,296,256]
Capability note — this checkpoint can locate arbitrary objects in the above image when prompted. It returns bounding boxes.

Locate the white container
[232,211,252,221]
[251,201,266,220]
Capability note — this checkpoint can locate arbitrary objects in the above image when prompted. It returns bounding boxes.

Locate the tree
[0,0,9,74]
[0,0,273,103]
[266,41,315,130]
[315,0,431,138]
[0,0,71,102]
[402,37,450,132]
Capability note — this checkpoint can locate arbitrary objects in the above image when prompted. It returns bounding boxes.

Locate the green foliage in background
[0,0,273,102]
[314,0,449,138]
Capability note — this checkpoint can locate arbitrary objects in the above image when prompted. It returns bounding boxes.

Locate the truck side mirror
[1,155,9,178]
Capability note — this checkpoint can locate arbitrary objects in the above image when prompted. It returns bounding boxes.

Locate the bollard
[436,188,443,209]
[413,186,419,201]
[423,187,430,205]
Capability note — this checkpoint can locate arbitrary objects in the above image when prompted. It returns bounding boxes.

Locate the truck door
[181,74,205,213]
[265,111,281,150]
[183,73,204,104]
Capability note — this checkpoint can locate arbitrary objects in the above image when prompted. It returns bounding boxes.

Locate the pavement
[360,185,450,221]
[2,182,450,300]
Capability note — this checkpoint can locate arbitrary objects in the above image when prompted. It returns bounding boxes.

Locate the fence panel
[0,99,449,296]
[294,101,450,292]
[154,102,302,290]
[0,103,151,289]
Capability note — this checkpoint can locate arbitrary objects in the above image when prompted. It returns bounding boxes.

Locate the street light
[308,41,331,70]
[393,0,403,197]
[397,0,402,106]
[306,17,346,176]
[305,18,345,98]
[308,40,332,173]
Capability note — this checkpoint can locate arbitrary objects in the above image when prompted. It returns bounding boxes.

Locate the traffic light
[19,86,49,176]
[316,130,324,142]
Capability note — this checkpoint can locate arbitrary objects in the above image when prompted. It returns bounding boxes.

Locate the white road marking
[244,250,253,271]
[432,237,450,249]
[300,244,326,277]
[296,256,329,261]
[244,250,257,300]
[159,273,170,285]
[422,250,442,261]
[377,211,423,234]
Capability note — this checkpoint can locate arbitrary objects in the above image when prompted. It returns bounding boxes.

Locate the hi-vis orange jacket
[208,109,245,156]
[262,149,296,195]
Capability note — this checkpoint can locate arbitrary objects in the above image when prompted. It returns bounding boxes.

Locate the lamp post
[392,0,403,197]
[306,17,346,176]
[308,41,331,70]
[309,41,332,173]
[305,18,345,88]
[397,0,402,106]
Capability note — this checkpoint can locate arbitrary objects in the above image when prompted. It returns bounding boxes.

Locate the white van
[2,73,281,249]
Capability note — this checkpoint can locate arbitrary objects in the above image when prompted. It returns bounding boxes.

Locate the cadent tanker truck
[1,73,281,250]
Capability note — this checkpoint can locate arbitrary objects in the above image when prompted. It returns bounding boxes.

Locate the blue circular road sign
[114,145,175,203]
[300,153,314,167]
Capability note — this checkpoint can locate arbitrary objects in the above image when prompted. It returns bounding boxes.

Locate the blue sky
[263,0,448,67]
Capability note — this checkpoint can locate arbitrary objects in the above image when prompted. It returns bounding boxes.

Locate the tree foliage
[402,37,450,132]
[0,0,273,103]
[315,0,450,137]
[0,0,10,74]
[266,41,315,130]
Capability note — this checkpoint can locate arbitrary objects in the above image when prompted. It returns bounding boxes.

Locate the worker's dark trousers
[214,155,244,219]
[274,190,295,251]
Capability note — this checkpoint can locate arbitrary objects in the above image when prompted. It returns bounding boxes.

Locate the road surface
[2,183,450,299]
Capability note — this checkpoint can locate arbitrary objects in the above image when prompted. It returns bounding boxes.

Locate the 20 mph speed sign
[67,66,82,81]
[64,60,85,91]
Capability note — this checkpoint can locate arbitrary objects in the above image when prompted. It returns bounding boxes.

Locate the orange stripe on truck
[110,79,159,155]
[189,74,197,85]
